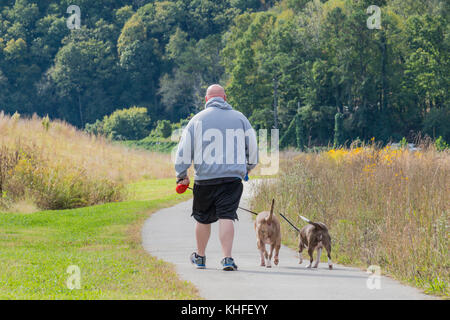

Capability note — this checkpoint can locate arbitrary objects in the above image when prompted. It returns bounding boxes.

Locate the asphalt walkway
[142,182,432,300]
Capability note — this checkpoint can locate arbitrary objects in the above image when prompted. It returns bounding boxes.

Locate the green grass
[0,179,199,299]
[126,179,181,201]
[120,137,177,153]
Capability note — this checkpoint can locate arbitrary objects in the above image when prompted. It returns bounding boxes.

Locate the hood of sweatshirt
[205,97,233,110]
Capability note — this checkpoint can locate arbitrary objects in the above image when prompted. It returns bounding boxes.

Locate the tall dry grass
[0,112,174,210]
[251,144,449,296]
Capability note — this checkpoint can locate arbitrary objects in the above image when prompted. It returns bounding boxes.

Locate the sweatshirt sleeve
[244,117,258,172]
[174,121,194,180]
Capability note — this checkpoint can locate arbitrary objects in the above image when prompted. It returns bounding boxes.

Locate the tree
[48,35,116,126]
[0,0,448,147]
[295,113,308,151]
[222,11,277,122]
[403,14,448,112]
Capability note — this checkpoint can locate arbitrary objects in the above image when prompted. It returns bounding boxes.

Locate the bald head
[206,84,226,102]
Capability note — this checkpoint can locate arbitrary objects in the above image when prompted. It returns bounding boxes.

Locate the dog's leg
[298,240,304,264]
[265,247,271,268]
[306,247,314,268]
[260,249,266,267]
[257,240,265,267]
[325,243,333,270]
[313,247,322,268]
[274,244,280,266]
[261,243,269,268]
[266,244,275,268]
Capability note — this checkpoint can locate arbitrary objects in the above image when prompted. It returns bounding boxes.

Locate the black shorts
[192,179,243,224]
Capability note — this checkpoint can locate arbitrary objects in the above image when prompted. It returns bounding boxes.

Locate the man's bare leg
[196,222,211,256]
[219,219,235,258]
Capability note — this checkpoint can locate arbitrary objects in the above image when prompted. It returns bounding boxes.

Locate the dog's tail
[299,215,327,231]
[266,199,275,225]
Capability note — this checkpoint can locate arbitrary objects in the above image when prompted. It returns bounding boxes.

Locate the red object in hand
[176,183,189,194]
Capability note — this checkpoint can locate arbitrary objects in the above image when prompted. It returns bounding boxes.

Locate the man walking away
[175,84,258,271]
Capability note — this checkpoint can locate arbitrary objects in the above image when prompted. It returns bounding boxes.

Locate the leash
[238,203,301,233]
[179,185,300,233]
[236,201,300,233]
[278,213,301,232]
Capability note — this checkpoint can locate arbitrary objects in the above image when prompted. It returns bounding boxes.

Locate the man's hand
[177,177,190,186]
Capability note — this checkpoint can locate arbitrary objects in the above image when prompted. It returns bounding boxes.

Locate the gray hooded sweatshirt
[175,97,258,182]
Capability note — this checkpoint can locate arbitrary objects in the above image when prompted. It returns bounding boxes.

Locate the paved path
[142,182,432,300]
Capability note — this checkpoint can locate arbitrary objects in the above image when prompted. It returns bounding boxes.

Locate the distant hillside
[0,0,448,146]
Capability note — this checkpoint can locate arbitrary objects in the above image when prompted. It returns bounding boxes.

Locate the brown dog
[298,216,333,269]
[254,199,281,268]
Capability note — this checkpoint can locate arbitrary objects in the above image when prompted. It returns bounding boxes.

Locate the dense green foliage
[223,0,449,146]
[120,115,191,153]
[85,106,151,140]
[0,0,263,127]
[0,0,448,147]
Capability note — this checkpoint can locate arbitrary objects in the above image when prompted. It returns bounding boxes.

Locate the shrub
[155,119,173,138]
[90,107,151,140]
[149,116,192,140]
[23,164,121,210]
[435,136,449,151]
[1,141,122,210]
[41,115,50,132]
[399,137,408,148]
[85,119,105,136]
[0,144,22,208]
[171,116,191,130]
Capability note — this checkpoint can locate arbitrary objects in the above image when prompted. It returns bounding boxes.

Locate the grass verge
[0,178,200,299]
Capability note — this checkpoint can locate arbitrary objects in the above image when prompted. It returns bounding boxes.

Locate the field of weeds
[251,143,449,296]
[0,113,174,210]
